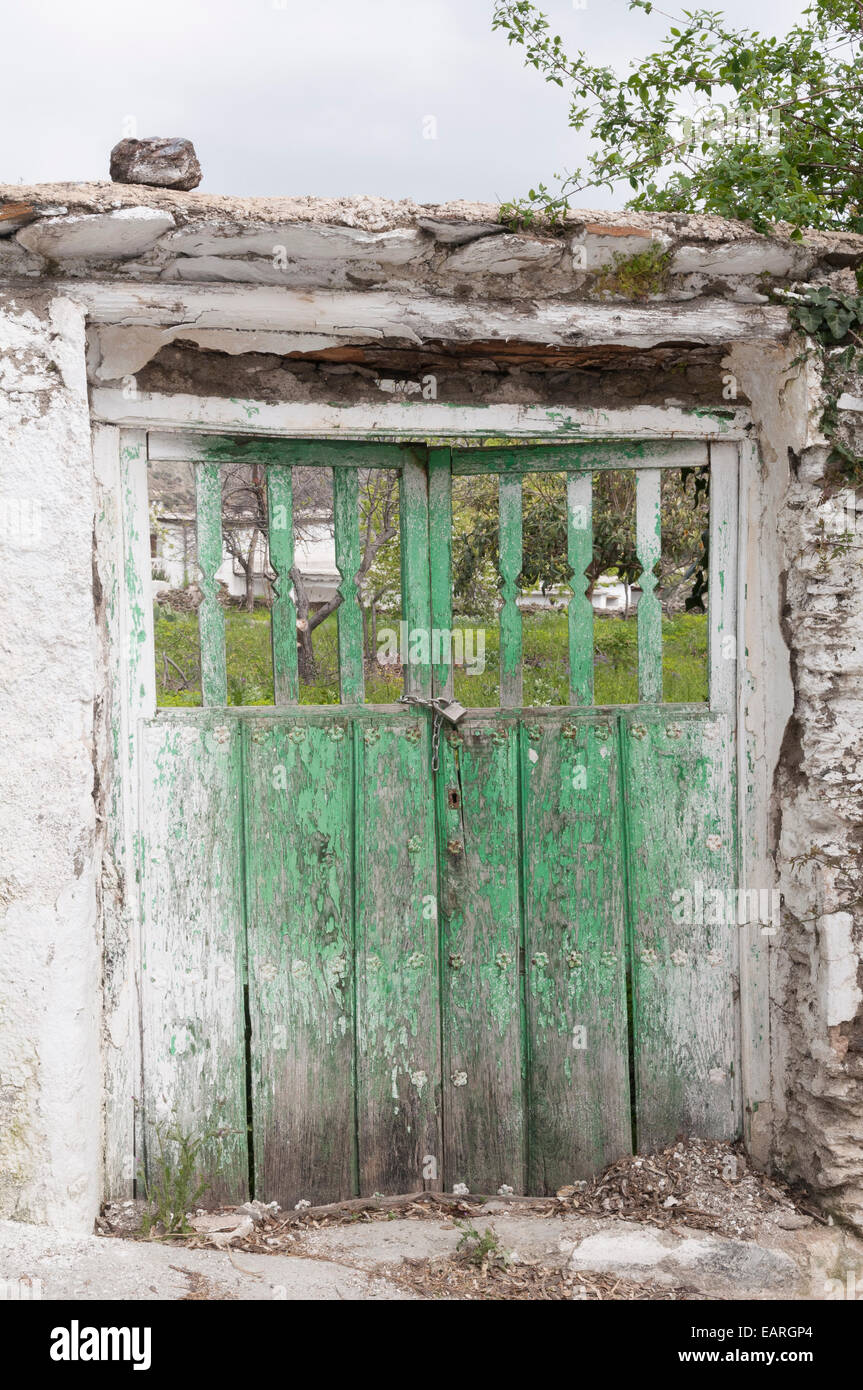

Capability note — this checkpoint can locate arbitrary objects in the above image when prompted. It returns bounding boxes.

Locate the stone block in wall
[671,241,816,278]
[17,208,174,260]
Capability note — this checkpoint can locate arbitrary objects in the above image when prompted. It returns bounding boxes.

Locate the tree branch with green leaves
[493,0,863,232]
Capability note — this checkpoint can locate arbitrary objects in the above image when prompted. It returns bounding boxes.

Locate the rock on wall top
[109,138,203,192]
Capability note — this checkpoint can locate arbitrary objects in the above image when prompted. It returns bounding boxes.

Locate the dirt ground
[91,1138,861,1301]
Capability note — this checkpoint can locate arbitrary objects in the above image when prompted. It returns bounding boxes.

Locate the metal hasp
[398,694,467,772]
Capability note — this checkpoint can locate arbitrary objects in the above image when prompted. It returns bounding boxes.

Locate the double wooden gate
[135,437,740,1204]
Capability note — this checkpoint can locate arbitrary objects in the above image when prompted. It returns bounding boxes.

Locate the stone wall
[1,185,862,1232]
[725,341,863,1232]
[774,397,863,1230]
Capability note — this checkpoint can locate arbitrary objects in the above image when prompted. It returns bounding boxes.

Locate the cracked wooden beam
[55,282,791,357]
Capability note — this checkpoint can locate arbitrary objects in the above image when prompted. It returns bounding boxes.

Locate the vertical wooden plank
[567,471,594,707]
[636,468,663,704]
[621,708,740,1149]
[438,721,525,1193]
[121,430,157,724]
[354,714,441,1192]
[739,916,771,1158]
[195,462,227,706]
[735,438,772,1164]
[333,467,364,705]
[428,448,454,701]
[97,426,138,1196]
[400,453,432,700]
[119,428,155,1195]
[498,475,523,708]
[523,714,631,1189]
[139,715,248,1201]
[243,715,355,1205]
[708,442,739,718]
[267,464,299,705]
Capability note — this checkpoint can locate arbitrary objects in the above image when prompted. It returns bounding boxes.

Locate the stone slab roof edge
[2,182,863,257]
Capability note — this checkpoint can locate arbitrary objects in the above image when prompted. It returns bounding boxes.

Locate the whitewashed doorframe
[94,391,768,1197]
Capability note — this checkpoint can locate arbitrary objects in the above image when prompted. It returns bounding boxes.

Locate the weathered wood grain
[131,437,743,1204]
[101,426,152,1196]
[498,476,523,708]
[734,437,772,1162]
[636,468,663,704]
[567,471,594,706]
[399,454,432,700]
[453,440,709,474]
[428,447,454,701]
[332,467,364,704]
[708,442,739,717]
[620,708,740,1149]
[522,715,632,1190]
[144,412,749,465]
[199,439,414,470]
[195,462,227,706]
[437,722,525,1193]
[139,715,248,1201]
[354,715,441,1193]
[69,279,791,346]
[267,464,299,705]
[243,716,355,1205]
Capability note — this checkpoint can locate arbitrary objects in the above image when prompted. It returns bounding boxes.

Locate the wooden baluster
[567,470,593,706]
[498,475,523,708]
[708,442,738,716]
[428,448,453,701]
[195,461,227,706]
[333,467,364,705]
[636,467,663,704]
[399,453,432,700]
[267,463,298,705]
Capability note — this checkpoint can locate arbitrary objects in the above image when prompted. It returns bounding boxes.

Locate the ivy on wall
[785,286,863,490]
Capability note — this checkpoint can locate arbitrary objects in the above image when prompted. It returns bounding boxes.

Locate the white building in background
[153,513,640,616]
[516,576,641,615]
[591,576,641,614]
[151,513,340,605]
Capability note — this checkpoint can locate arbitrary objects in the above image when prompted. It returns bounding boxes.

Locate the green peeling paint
[136,439,740,1200]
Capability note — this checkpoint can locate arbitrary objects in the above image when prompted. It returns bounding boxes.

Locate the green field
[155,606,708,708]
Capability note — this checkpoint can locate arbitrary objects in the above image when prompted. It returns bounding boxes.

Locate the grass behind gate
[155,607,708,708]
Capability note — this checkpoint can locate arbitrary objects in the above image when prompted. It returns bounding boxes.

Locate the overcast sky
[1,0,806,204]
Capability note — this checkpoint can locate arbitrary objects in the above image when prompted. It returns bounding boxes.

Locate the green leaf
[491,0,863,233]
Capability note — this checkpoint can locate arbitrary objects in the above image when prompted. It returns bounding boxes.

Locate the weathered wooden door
[134,437,740,1205]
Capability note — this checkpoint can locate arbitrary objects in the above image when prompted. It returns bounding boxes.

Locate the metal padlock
[434,697,467,726]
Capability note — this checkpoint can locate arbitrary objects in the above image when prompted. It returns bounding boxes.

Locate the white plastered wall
[0,292,103,1230]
